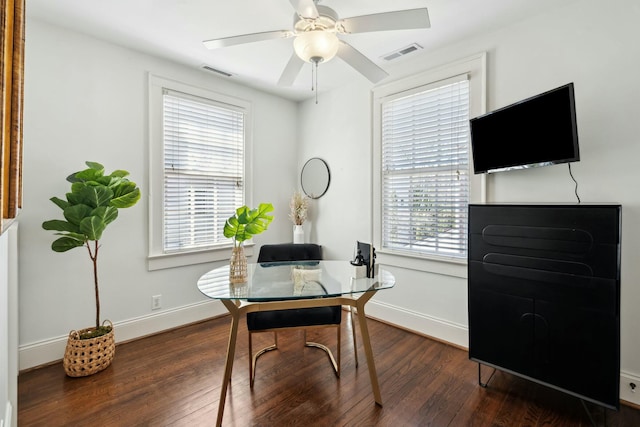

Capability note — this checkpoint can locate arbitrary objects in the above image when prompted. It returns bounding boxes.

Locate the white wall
[19,20,299,368]
[299,0,640,405]
[1,223,18,427]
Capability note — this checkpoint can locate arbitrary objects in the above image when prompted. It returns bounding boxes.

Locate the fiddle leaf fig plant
[42,161,141,335]
[223,203,274,247]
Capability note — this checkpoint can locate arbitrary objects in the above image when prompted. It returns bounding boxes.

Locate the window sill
[147,244,255,271]
[377,250,467,279]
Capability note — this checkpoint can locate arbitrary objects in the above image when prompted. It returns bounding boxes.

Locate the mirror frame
[301,157,330,199]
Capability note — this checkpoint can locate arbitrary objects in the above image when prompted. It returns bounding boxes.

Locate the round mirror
[301,157,330,199]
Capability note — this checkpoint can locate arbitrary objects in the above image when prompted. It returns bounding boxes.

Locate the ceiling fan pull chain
[315,60,319,104]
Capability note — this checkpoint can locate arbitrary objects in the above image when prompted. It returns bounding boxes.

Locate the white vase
[293,224,304,244]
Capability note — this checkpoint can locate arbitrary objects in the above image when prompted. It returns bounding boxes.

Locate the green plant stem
[86,240,100,329]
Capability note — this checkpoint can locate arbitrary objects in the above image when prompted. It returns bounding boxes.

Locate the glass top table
[197,260,395,301]
[197,260,395,427]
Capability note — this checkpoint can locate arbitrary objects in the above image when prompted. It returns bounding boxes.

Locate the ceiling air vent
[201,65,232,77]
[381,43,423,62]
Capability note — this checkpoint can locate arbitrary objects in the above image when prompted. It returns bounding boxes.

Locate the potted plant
[289,191,309,243]
[42,161,140,376]
[223,203,274,283]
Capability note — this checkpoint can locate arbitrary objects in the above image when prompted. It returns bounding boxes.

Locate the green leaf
[255,203,274,224]
[79,186,114,208]
[223,203,274,244]
[66,189,83,205]
[42,219,80,233]
[75,167,104,182]
[110,169,130,178]
[51,236,85,252]
[235,206,251,224]
[80,216,106,241]
[96,176,118,187]
[223,216,239,239]
[245,222,266,235]
[111,186,140,208]
[91,206,118,226]
[234,227,250,243]
[55,231,86,241]
[85,161,104,171]
[50,196,69,210]
[64,204,94,226]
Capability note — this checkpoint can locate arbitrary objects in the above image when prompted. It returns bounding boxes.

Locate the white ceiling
[26,0,577,102]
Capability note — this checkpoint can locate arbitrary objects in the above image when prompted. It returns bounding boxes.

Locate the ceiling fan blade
[278,52,305,86]
[339,8,430,34]
[289,0,319,19]
[337,41,388,84]
[203,30,293,49]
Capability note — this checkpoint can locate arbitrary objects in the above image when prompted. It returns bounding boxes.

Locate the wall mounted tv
[470,83,580,174]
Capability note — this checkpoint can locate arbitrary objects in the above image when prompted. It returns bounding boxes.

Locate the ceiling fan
[203,0,430,87]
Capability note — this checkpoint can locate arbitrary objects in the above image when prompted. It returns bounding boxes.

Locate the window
[373,54,486,273]
[149,75,252,270]
[163,90,244,252]
[381,76,470,259]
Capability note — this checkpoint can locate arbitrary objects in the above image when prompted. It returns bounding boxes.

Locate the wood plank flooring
[18,313,640,426]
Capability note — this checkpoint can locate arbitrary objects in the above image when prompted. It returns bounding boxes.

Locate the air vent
[381,43,423,62]
[201,65,232,77]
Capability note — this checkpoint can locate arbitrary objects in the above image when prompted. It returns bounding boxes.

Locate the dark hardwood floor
[19,313,640,426]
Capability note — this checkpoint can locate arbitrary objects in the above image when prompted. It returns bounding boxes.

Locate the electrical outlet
[152,295,162,310]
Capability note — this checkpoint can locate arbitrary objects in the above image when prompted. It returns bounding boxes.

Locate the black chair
[247,243,345,387]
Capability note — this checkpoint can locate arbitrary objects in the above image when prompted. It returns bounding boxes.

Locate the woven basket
[63,320,115,377]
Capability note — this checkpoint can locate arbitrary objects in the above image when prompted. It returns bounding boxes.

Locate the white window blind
[381,76,470,259]
[162,89,244,253]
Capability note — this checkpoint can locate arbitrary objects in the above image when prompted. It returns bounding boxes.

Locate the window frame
[148,74,253,271]
[372,53,487,278]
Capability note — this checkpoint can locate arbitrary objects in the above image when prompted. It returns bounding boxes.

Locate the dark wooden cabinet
[468,204,621,410]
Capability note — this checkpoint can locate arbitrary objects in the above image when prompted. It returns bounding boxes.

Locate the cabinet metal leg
[478,363,496,388]
[580,399,607,427]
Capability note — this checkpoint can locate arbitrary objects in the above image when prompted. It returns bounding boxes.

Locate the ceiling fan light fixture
[293,30,339,63]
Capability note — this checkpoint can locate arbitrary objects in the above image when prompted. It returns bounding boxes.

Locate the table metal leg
[217,300,241,427]
[355,291,383,406]
[349,306,359,368]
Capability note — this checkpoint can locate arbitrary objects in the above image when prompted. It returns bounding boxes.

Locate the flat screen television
[470,83,580,174]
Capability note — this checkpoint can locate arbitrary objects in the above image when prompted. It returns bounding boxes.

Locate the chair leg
[337,325,341,377]
[350,306,358,368]
[249,331,278,388]
[249,331,253,386]
[305,327,340,378]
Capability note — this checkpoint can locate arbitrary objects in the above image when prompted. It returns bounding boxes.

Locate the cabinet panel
[469,288,534,376]
[469,260,617,314]
[469,234,619,279]
[535,300,619,408]
[469,205,621,246]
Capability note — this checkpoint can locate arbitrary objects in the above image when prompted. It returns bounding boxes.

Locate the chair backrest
[257,243,322,263]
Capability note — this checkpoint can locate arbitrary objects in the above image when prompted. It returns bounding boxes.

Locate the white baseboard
[620,371,640,407]
[364,299,469,348]
[2,401,11,427]
[19,299,225,371]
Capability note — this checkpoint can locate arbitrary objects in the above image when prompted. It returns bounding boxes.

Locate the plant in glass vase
[289,191,309,243]
[223,203,274,283]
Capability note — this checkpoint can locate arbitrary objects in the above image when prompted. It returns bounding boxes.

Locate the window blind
[381,76,470,259]
[162,89,244,253]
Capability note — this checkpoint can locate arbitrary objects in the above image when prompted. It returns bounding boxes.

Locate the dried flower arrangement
[289,191,309,225]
